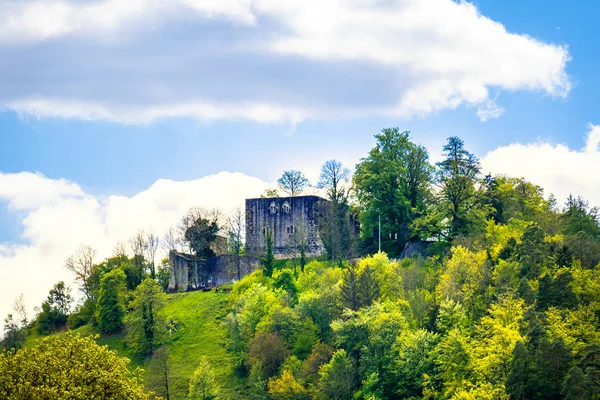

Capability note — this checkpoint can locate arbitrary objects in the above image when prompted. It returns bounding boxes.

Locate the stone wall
[245,195,327,259]
[168,251,261,292]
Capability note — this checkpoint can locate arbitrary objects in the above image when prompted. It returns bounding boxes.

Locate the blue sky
[1,0,600,319]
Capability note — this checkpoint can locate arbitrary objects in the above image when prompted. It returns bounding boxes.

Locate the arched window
[282,202,291,214]
[269,202,277,214]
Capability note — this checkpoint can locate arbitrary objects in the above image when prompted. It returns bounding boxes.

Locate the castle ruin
[245,195,328,258]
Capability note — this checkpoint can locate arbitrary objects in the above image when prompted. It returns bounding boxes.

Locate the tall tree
[64,244,97,301]
[278,170,310,197]
[126,278,167,356]
[415,136,486,241]
[226,207,245,280]
[317,160,351,204]
[145,231,159,279]
[317,160,355,260]
[188,357,219,400]
[96,268,127,334]
[340,263,361,311]
[354,128,432,256]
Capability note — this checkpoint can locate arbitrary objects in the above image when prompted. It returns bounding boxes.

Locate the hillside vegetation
[2,129,600,399]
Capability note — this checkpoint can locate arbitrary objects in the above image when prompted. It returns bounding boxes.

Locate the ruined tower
[245,195,327,258]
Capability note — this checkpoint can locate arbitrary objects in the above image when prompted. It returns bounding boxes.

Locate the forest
[2,128,600,400]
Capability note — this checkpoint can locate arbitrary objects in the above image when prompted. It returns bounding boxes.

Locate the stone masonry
[245,195,328,259]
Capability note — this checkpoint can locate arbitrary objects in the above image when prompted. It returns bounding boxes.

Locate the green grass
[24,291,248,400]
[144,291,248,399]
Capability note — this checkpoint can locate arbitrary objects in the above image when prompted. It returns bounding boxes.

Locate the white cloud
[0,170,271,327]
[0,0,570,123]
[481,124,600,206]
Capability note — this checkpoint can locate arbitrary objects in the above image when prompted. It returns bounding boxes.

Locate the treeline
[223,129,600,399]
[2,128,600,400]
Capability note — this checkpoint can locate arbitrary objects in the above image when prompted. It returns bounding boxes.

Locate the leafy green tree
[358,264,380,308]
[188,357,219,400]
[562,195,600,238]
[125,278,167,356]
[507,341,530,400]
[0,333,151,399]
[415,136,486,241]
[157,257,171,291]
[37,281,73,334]
[185,217,218,258]
[483,176,551,225]
[278,170,310,197]
[353,128,432,256]
[96,268,127,333]
[517,225,547,278]
[562,366,593,400]
[268,369,309,400]
[392,329,439,398]
[249,361,269,399]
[340,263,361,311]
[1,314,25,351]
[317,349,357,400]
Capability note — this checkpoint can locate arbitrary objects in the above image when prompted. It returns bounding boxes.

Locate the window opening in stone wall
[269,201,277,214]
[282,202,291,213]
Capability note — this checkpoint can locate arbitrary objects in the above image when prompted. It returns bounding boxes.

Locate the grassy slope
[146,290,248,400]
[25,291,248,400]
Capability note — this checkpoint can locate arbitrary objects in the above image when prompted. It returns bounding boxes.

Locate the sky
[1,0,600,324]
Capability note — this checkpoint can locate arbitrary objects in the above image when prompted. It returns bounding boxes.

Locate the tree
[37,281,73,334]
[278,170,310,197]
[358,264,380,308]
[188,357,219,400]
[415,136,486,241]
[291,217,310,272]
[562,195,600,238]
[263,228,275,278]
[126,278,167,356]
[562,366,593,400]
[145,231,160,279]
[248,331,290,378]
[517,224,547,278]
[64,244,96,300]
[12,294,27,327]
[2,314,25,351]
[150,346,172,400]
[317,349,356,400]
[185,217,219,258]
[179,207,222,253]
[226,207,245,280]
[162,226,181,253]
[96,268,127,334]
[0,333,152,399]
[340,263,361,311]
[268,370,309,400]
[317,160,350,205]
[354,128,432,256]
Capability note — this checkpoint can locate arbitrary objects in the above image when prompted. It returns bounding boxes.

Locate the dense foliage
[0,333,152,399]
[4,128,600,399]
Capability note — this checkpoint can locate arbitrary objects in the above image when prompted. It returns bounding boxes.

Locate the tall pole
[378,214,381,253]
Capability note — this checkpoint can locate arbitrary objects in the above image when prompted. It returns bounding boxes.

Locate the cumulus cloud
[481,124,600,206]
[0,0,570,123]
[0,170,271,327]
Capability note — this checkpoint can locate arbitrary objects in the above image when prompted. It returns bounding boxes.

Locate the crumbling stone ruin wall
[168,251,261,292]
[245,195,327,259]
